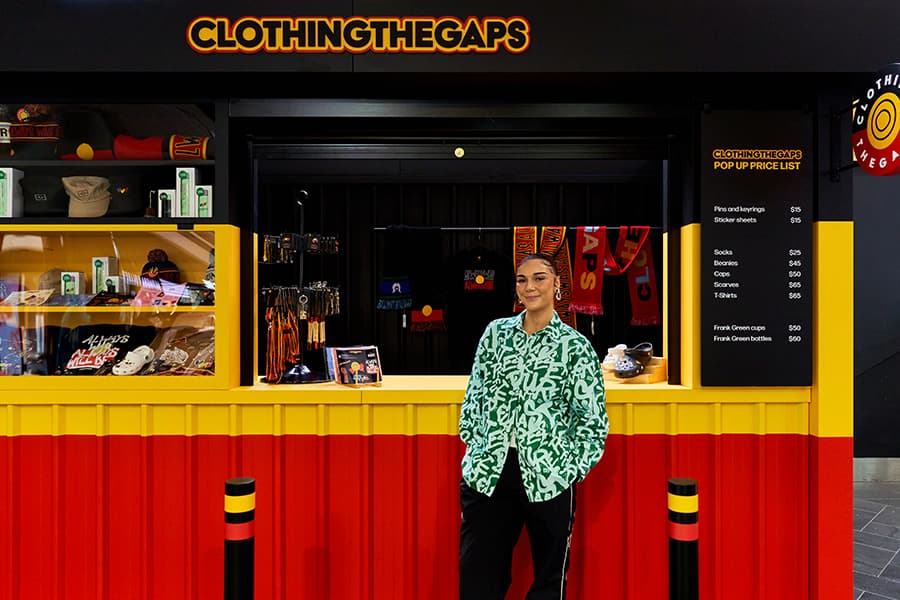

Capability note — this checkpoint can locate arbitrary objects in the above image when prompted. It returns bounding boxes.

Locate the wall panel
[0,431,814,600]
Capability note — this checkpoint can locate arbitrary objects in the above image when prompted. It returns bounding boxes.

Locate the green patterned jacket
[459,311,609,502]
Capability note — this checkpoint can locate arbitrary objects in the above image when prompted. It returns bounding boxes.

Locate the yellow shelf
[0,374,226,392]
[0,223,220,233]
[0,305,215,313]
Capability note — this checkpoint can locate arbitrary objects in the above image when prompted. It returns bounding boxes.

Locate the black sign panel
[2,0,900,72]
[701,111,813,386]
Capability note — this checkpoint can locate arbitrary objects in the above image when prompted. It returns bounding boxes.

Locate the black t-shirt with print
[445,246,514,373]
[56,324,157,375]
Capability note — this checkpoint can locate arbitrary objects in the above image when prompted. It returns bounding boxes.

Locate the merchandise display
[20,326,57,375]
[0,226,225,380]
[607,226,660,326]
[0,277,16,301]
[21,175,69,216]
[0,105,8,158]
[58,109,115,160]
[601,344,627,372]
[62,175,110,218]
[0,167,25,217]
[570,226,607,315]
[445,244,514,372]
[613,342,654,378]
[261,283,340,383]
[113,133,213,161]
[140,326,215,375]
[1,324,59,377]
[325,345,382,385]
[1,289,54,306]
[111,344,155,375]
[512,225,576,327]
[406,227,447,332]
[140,248,181,284]
[2,103,215,224]
[0,322,23,375]
[8,103,60,160]
[375,225,413,310]
[56,323,158,375]
[257,188,342,384]
[104,173,145,217]
[253,177,663,380]
[0,316,216,378]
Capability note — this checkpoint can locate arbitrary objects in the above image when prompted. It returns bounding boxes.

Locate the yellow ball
[76,143,94,160]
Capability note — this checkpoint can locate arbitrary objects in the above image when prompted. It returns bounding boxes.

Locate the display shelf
[5,217,211,225]
[0,305,215,313]
[0,160,213,168]
[3,99,216,220]
[0,223,240,389]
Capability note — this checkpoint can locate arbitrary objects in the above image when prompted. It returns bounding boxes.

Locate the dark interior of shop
[255,153,665,377]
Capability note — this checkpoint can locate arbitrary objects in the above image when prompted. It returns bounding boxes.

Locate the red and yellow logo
[852,63,900,176]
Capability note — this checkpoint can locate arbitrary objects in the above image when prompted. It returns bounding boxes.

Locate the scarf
[605,225,650,275]
[626,236,661,326]
[512,226,538,314]
[512,226,576,328]
[569,226,607,315]
[607,225,660,326]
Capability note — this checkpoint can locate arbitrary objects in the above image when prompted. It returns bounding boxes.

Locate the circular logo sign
[853,63,900,176]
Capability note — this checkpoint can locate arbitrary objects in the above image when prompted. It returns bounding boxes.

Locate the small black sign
[700,110,813,386]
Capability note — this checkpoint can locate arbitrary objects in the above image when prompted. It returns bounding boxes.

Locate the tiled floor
[854,482,900,599]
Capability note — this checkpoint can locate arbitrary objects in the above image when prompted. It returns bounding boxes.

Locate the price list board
[700,110,813,386]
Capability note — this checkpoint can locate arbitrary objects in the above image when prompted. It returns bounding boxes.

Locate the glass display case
[0,224,238,389]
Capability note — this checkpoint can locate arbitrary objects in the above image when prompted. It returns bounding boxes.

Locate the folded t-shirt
[56,324,157,375]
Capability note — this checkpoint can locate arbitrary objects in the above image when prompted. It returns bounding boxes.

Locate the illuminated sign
[852,63,900,176]
[186,16,530,55]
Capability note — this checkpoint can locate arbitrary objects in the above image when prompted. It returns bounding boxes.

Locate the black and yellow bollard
[225,477,255,600]
[667,477,698,600]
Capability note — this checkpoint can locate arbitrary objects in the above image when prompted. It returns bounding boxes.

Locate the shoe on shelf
[624,342,653,366]
[601,343,627,371]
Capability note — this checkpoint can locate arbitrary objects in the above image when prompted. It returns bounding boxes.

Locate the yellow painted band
[0,395,816,436]
[225,492,256,513]
[812,221,853,437]
[668,492,698,513]
[680,224,701,388]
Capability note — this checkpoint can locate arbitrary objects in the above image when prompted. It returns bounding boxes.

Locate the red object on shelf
[114,134,212,160]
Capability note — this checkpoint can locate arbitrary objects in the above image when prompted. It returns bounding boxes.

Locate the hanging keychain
[298,293,309,321]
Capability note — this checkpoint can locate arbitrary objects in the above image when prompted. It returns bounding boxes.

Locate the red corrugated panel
[810,436,853,599]
[60,437,100,598]
[2,436,18,600]
[106,436,143,600]
[765,435,810,600]
[0,433,826,599]
[15,436,58,599]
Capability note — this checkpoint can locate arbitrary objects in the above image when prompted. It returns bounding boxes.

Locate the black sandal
[625,342,653,366]
[613,343,654,378]
[614,355,644,378]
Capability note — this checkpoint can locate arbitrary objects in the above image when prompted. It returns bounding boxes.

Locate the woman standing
[458,253,609,600]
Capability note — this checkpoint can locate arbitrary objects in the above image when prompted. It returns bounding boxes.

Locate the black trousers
[459,448,577,600]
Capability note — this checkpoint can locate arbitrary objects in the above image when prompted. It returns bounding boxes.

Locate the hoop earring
[555,287,561,301]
